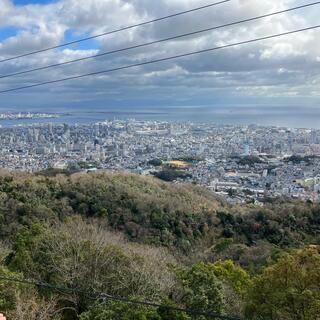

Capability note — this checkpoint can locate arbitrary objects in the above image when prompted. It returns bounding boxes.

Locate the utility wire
[0,24,319,94]
[0,0,231,64]
[0,275,240,320]
[1,1,319,79]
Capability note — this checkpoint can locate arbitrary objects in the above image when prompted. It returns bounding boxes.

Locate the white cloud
[0,0,13,27]
[0,0,319,107]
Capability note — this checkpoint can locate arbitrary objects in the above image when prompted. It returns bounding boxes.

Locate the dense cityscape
[1,119,320,204]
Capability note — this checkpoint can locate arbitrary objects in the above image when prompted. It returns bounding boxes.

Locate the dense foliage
[245,247,320,320]
[0,171,222,250]
[234,155,264,166]
[284,155,320,165]
[0,171,319,319]
[152,169,192,182]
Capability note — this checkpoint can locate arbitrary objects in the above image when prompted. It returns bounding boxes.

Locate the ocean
[0,105,319,129]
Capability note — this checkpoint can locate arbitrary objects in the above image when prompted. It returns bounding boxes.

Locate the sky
[0,0,319,111]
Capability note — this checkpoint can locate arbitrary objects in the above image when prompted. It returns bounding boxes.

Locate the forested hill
[0,170,319,319]
[0,170,224,248]
[0,170,319,257]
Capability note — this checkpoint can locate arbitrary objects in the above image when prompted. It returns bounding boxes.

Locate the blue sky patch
[13,0,57,5]
[63,29,99,51]
[0,26,17,41]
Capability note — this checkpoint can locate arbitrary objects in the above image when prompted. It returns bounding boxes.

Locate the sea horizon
[0,104,319,129]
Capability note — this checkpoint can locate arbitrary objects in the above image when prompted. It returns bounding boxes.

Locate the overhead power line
[1,1,319,80]
[0,24,319,95]
[0,0,231,64]
[0,275,240,320]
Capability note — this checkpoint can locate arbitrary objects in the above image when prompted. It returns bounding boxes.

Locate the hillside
[0,171,319,319]
[0,171,224,248]
[0,171,319,256]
